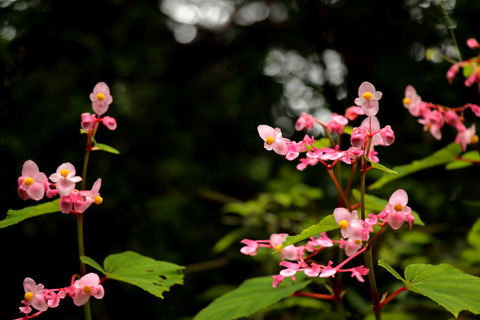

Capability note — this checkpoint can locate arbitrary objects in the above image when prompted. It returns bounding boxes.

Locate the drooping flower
[23,278,48,312]
[354,81,382,117]
[80,113,98,131]
[101,116,117,130]
[90,82,113,116]
[49,163,83,197]
[71,273,105,306]
[257,125,289,155]
[455,124,477,151]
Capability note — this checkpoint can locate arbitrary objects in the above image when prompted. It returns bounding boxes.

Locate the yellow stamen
[274,244,282,251]
[265,136,275,145]
[83,286,93,294]
[94,195,103,205]
[394,204,403,211]
[24,292,34,301]
[96,93,106,101]
[60,169,70,178]
[403,97,411,105]
[24,177,34,186]
[354,239,362,245]
[472,135,479,144]
[363,92,373,100]
[339,220,349,229]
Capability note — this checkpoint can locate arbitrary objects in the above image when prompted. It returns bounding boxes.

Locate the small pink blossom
[295,113,316,131]
[90,82,113,116]
[354,81,382,117]
[350,126,368,148]
[102,116,117,130]
[272,275,285,287]
[455,124,477,151]
[18,160,48,201]
[418,109,444,140]
[379,125,395,146]
[326,113,349,134]
[257,125,289,155]
[333,208,363,240]
[349,266,370,282]
[75,178,103,213]
[240,239,259,256]
[80,113,98,131]
[49,163,83,197]
[319,261,337,278]
[467,38,480,49]
[23,277,48,312]
[344,106,364,121]
[379,189,414,230]
[71,273,105,306]
[341,238,363,256]
[467,103,480,117]
[403,85,427,117]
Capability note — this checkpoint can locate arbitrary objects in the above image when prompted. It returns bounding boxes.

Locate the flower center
[60,169,70,178]
[24,292,34,301]
[354,239,362,245]
[94,195,103,205]
[394,204,404,211]
[363,92,373,100]
[339,220,349,229]
[265,136,275,145]
[472,135,479,144]
[403,97,411,105]
[96,93,106,101]
[83,285,93,294]
[274,244,282,251]
[24,177,34,186]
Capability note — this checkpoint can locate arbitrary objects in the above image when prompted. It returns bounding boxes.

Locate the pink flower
[344,106,364,121]
[75,178,103,213]
[341,238,363,256]
[333,208,363,240]
[272,275,285,287]
[319,261,337,278]
[303,263,321,277]
[257,125,288,155]
[80,113,98,131]
[90,82,113,116]
[467,103,480,117]
[349,266,370,282]
[379,189,414,230]
[71,273,105,306]
[17,160,48,201]
[350,126,368,148]
[467,38,480,49]
[403,85,426,117]
[102,116,117,130]
[327,113,349,134]
[295,113,316,131]
[49,163,83,197]
[379,125,395,146]
[455,124,477,151]
[354,81,382,117]
[23,278,48,311]
[240,239,259,256]
[418,109,444,140]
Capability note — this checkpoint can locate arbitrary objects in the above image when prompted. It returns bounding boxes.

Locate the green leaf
[445,150,480,170]
[193,276,311,320]
[462,63,475,78]
[0,199,61,229]
[379,259,480,317]
[369,143,462,190]
[81,251,184,299]
[92,142,120,154]
[281,214,338,248]
[368,160,398,174]
[351,190,424,226]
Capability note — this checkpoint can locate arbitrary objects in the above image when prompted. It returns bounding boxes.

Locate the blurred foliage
[1,0,480,319]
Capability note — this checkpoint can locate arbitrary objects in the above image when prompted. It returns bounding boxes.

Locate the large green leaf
[281,214,338,248]
[351,190,424,226]
[369,143,462,190]
[379,259,480,317]
[81,251,184,298]
[0,199,61,228]
[193,276,311,320]
[445,150,480,170]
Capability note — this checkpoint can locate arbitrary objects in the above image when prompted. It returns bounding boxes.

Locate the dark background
[1,0,480,319]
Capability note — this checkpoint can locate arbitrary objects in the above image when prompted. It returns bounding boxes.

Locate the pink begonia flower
[269,233,299,260]
[403,85,427,117]
[305,233,333,252]
[240,239,259,256]
[279,261,301,279]
[333,208,363,240]
[18,160,48,201]
[344,106,364,121]
[342,238,363,256]
[49,162,83,197]
[71,273,105,306]
[467,103,480,117]
[418,108,444,140]
[349,266,370,282]
[19,299,32,314]
[444,110,466,132]
[285,135,314,161]
[379,125,395,146]
[455,124,477,151]
[295,113,316,131]
[304,263,321,277]
[354,81,382,117]
[379,189,414,230]
[75,178,103,214]
[81,113,97,131]
[23,277,48,311]
[319,261,337,278]
[326,113,349,134]
[90,82,113,116]
[44,289,67,308]
[257,125,289,155]
[272,275,285,287]
[447,64,460,84]
[350,126,368,148]
[102,116,117,130]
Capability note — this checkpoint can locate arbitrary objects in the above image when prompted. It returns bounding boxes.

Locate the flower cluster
[16,273,104,319]
[81,82,117,131]
[447,38,480,92]
[257,81,395,170]
[17,160,102,214]
[403,85,480,150]
[240,189,414,287]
